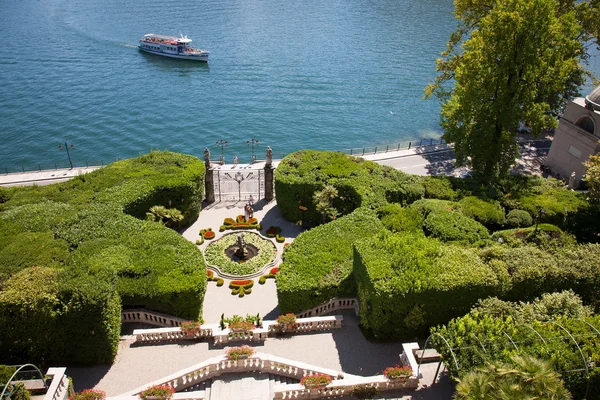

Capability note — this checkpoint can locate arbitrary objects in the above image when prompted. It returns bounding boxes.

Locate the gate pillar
[264,166,274,201]
[205,168,215,204]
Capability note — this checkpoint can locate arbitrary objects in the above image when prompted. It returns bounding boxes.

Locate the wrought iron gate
[213,169,264,202]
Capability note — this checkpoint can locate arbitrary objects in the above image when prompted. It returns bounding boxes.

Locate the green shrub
[491,224,577,250]
[377,203,424,233]
[277,208,384,313]
[423,211,489,243]
[503,177,588,230]
[274,150,423,225]
[422,176,456,200]
[0,266,121,365]
[354,230,498,338]
[409,199,458,217]
[0,152,207,365]
[431,312,600,399]
[457,196,505,227]
[505,209,533,228]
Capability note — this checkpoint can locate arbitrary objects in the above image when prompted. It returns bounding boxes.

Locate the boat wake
[120,43,138,49]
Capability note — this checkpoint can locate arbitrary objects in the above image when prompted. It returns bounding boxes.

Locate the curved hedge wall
[0,151,206,365]
[274,150,422,225]
[276,207,384,313]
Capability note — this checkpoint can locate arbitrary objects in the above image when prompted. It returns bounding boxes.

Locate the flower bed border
[204,232,277,276]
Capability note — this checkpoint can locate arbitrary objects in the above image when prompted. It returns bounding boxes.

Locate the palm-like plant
[454,355,572,400]
[146,205,183,227]
[313,185,340,224]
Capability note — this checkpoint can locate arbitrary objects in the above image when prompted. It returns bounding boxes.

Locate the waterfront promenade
[0,138,550,187]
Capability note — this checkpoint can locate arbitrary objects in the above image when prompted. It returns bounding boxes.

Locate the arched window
[575,116,596,136]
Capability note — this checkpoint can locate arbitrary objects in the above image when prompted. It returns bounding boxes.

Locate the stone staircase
[179,372,300,400]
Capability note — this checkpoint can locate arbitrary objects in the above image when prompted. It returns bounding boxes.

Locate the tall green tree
[426,0,596,177]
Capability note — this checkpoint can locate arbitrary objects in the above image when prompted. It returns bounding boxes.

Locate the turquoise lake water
[0,0,598,169]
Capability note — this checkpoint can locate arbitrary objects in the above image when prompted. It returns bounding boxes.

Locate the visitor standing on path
[233,155,239,167]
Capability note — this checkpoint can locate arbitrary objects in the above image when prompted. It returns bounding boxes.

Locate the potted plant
[275,313,297,333]
[226,345,255,360]
[139,385,174,400]
[300,374,332,389]
[179,320,202,337]
[228,320,255,333]
[70,389,107,400]
[383,365,412,381]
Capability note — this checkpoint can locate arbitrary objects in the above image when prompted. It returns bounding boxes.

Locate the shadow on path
[330,311,403,376]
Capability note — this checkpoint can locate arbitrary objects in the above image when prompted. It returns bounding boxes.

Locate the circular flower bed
[204,232,277,276]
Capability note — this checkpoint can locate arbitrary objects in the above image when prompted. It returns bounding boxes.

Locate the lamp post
[234,171,244,201]
[216,139,228,164]
[247,138,259,164]
[58,142,75,169]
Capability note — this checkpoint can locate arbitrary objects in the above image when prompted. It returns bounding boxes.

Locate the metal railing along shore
[1,159,115,175]
[338,138,446,156]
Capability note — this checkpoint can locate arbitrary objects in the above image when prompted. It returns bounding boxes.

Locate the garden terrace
[0,151,206,366]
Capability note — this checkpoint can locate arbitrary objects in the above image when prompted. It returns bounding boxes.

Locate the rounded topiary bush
[505,209,533,228]
[423,211,489,243]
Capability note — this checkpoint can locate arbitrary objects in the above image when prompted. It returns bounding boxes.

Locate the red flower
[204,230,215,239]
[270,267,279,275]
[231,279,253,286]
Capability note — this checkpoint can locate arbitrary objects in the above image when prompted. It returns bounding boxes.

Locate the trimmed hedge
[277,208,384,313]
[409,199,458,217]
[457,196,505,227]
[504,209,533,228]
[423,211,489,243]
[422,176,456,200]
[354,228,600,339]
[0,266,121,365]
[0,151,207,365]
[274,150,424,225]
[376,203,424,233]
[354,230,498,338]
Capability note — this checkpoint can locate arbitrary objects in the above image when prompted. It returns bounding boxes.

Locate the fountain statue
[234,232,248,259]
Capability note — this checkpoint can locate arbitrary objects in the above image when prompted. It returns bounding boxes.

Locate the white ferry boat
[138,33,209,62]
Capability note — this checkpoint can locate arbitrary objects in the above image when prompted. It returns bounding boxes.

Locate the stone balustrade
[132,316,342,345]
[272,375,419,399]
[122,309,186,327]
[296,298,359,319]
[115,352,345,398]
[133,326,214,343]
[44,367,69,400]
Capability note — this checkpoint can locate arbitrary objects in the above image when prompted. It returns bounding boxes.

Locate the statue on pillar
[203,147,211,168]
[266,146,273,167]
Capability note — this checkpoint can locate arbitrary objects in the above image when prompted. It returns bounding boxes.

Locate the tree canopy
[426,0,598,177]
